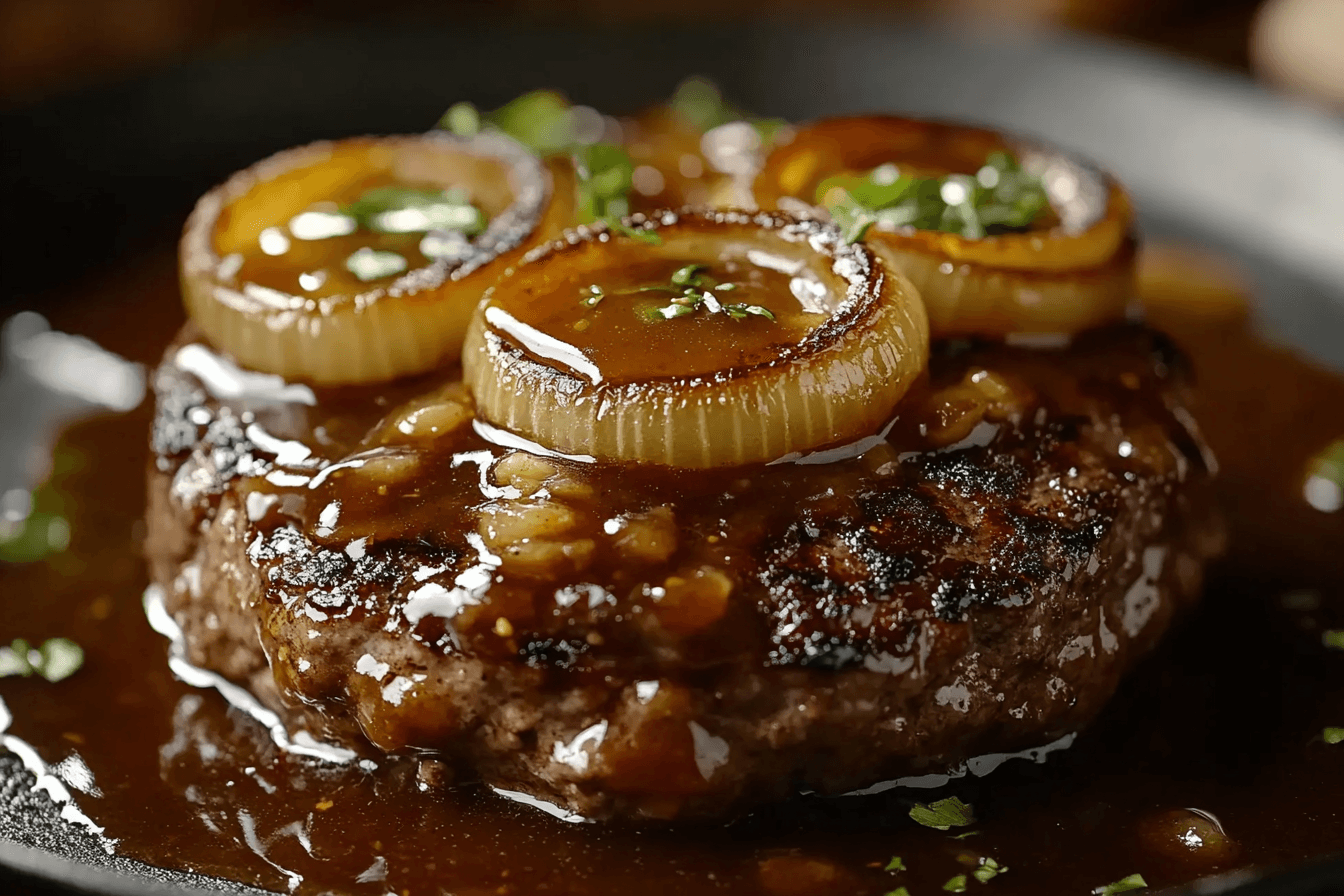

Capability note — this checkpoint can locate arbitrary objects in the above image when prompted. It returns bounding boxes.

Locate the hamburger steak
[144,323,1222,821]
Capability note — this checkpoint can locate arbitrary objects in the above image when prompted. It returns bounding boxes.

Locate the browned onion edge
[490,208,889,389]
[180,130,551,313]
[462,207,931,466]
[755,115,1135,273]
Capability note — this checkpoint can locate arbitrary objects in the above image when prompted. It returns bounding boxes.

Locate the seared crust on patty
[145,325,1221,820]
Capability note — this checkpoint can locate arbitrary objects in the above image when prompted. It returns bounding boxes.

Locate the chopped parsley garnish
[605,218,661,244]
[723,304,775,320]
[1324,727,1344,745]
[909,796,976,830]
[885,856,906,872]
[670,76,738,132]
[341,186,485,237]
[0,638,84,683]
[669,76,787,144]
[950,831,981,840]
[973,857,1007,883]
[1093,873,1148,895]
[331,185,486,282]
[439,101,481,137]
[885,889,911,896]
[484,89,576,156]
[441,89,581,156]
[0,511,70,563]
[943,874,968,892]
[671,264,707,286]
[571,143,660,245]
[580,285,605,308]
[582,263,774,323]
[1323,630,1344,650]
[823,151,1050,244]
[438,91,654,242]
[345,248,408,282]
[438,83,792,247]
[573,143,632,220]
[0,449,79,565]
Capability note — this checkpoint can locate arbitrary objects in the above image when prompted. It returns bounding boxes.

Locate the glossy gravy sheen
[490,256,827,384]
[1,246,1343,895]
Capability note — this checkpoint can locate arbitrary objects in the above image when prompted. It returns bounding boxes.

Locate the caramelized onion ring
[181,132,558,385]
[462,209,929,468]
[754,116,1136,337]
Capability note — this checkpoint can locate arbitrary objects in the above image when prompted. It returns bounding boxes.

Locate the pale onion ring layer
[753,116,1137,337]
[463,209,930,468]
[180,132,557,385]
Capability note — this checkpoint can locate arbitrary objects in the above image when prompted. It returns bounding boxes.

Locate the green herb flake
[724,303,776,321]
[0,637,84,683]
[487,89,576,156]
[1324,727,1344,745]
[38,638,84,682]
[973,857,1007,883]
[909,796,976,830]
[1323,630,1344,650]
[884,856,906,872]
[670,76,736,132]
[944,874,968,892]
[605,218,662,245]
[949,831,980,840]
[671,264,709,287]
[884,889,911,896]
[438,90,585,156]
[345,248,408,282]
[341,186,485,237]
[649,302,698,321]
[822,150,1049,243]
[0,512,70,563]
[1092,873,1148,895]
[623,264,775,323]
[751,117,789,146]
[573,143,635,222]
[668,76,787,146]
[0,643,30,677]
[440,101,482,137]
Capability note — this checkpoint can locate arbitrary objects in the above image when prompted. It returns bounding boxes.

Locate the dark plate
[1,17,1343,896]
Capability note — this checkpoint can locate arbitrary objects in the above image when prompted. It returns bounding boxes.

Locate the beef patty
[144,324,1222,820]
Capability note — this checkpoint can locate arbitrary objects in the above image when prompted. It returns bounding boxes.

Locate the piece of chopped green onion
[724,303,775,321]
[909,796,976,830]
[0,637,84,682]
[1093,873,1148,895]
[580,285,605,308]
[345,248,408,282]
[822,150,1049,244]
[973,857,1007,883]
[440,101,481,137]
[605,218,662,245]
[342,186,485,237]
[671,264,709,286]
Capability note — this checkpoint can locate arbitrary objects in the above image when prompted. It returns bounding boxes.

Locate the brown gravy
[1,244,1343,895]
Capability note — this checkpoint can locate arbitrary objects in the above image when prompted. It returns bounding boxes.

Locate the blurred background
[4,0,1344,110]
